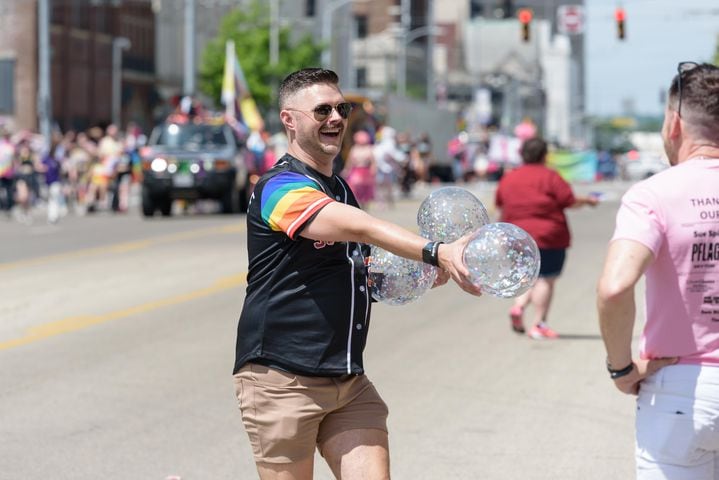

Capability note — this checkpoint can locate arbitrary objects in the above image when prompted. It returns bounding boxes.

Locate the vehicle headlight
[190,163,200,174]
[151,158,168,172]
[167,163,178,173]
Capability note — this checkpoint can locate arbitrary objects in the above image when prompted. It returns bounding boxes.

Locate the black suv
[140,120,252,216]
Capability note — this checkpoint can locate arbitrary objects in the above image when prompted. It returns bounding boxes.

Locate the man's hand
[431,268,450,288]
[437,234,483,296]
[612,357,678,395]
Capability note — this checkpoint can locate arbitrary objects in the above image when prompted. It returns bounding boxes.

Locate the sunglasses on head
[676,61,699,117]
[287,102,353,121]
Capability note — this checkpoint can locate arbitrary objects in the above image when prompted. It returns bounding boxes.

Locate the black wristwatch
[422,241,443,267]
[606,359,634,380]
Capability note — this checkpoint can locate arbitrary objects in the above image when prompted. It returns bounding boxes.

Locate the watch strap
[607,361,634,379]
[422,241,443,267]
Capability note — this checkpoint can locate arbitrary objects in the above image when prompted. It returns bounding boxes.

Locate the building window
[355,15,368,38]
[71,0,90,29]
[0,59,15,114]
[306,0,316,17]
[469,0,483,18]
[356,67,367,88]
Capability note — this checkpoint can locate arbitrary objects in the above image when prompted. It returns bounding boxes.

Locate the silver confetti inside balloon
[417,187,490,243]
[462,223,540,298]
[368,246,437,305]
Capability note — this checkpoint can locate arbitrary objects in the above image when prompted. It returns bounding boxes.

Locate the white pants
[46,182,65,223]
[636,364,719,479]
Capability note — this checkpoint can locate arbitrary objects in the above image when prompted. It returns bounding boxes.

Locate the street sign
[557,5,585,35]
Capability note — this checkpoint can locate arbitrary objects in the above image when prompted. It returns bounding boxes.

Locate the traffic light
[518,8,532,42]
[615,7,626,40]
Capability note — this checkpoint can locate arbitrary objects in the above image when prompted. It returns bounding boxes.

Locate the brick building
[0,1,38,133]
[0,0,156,134]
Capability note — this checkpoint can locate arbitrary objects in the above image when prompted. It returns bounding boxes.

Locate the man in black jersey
[233,68,482,480]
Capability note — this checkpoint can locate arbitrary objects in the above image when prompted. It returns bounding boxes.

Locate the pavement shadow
[557,333,603,341]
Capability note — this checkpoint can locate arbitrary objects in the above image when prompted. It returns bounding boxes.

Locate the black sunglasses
[676,61,699,117]
[288,102,353,121]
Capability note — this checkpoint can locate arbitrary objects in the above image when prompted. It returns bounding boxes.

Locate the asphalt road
[0,180,640,480]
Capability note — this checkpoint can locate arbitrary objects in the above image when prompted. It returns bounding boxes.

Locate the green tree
[714,33,719,65]
[198,1,322,114]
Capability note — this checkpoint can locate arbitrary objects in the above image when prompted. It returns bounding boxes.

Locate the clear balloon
[368,246,437,305]
[462,223,540,298]
[417,187,490,243]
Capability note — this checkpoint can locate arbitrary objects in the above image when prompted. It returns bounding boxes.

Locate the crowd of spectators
[0,123,146,224]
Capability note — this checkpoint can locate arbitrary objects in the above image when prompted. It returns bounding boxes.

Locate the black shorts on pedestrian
[538,248,566,277]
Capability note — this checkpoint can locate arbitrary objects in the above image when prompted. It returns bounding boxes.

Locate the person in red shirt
[495,137,598,339]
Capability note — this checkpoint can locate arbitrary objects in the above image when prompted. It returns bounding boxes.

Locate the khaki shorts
[233,363,389,464]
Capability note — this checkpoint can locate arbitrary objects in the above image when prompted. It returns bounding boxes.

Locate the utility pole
[183,0,196,96]
[37,0,51,150]
[270,0,279,67]
[269,0,280,132]
[398,26,441,99]
[397,0,410,97]
[112,37,131,127]
[321,0,356,69]
[426,0,434,104]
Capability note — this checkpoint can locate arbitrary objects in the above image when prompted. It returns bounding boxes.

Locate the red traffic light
[518,8,533,24]
[614,7,625,22]
[615,7,626,40]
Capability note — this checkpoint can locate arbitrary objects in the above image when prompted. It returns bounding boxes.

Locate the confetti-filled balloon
[417,187,490,243]
[462,223,540,298]
[368,246,437,305]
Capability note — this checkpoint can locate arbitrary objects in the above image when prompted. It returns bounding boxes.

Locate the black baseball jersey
[233,154,372,376]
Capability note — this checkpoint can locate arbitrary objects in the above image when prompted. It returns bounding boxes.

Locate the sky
[585,0,719,117]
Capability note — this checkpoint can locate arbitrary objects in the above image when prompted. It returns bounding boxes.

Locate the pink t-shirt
[612,158,719,365]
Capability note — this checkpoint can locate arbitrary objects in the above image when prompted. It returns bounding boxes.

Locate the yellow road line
[0,272,247,351]
[0,223,245,272]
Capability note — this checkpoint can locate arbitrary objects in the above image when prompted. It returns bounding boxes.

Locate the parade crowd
[0,123,145,224]
[0,117,473,224]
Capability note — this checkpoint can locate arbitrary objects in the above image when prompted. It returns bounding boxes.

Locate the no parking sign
[557,5,585,35]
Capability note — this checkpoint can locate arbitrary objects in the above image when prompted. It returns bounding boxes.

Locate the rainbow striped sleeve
[260,172,334,239]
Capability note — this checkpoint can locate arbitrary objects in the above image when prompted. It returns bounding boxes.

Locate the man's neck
[680,144,719,163]
[287,145,334,177]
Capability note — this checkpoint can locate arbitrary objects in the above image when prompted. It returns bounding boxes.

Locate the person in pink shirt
[597,62,719,479]
[341,130,376,208]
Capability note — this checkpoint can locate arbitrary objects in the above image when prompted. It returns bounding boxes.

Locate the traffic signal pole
[615,7,626,40]
[518,8,533,42]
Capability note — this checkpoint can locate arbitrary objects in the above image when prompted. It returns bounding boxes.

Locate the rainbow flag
[221,40,264,133]
[547,151,598,182]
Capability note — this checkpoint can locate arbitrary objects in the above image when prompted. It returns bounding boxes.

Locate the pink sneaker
[509,306,525,334]
[527,323,559,340]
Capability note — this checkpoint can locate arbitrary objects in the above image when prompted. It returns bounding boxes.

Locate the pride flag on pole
[221,40,264,133]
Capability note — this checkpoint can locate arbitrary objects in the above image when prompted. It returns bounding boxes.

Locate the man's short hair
[520,137,547,164]
[668,63,719,141]
[278,68,339,109]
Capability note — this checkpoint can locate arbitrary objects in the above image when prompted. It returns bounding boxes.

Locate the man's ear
[280,110,294,131]
[668,110,682,140]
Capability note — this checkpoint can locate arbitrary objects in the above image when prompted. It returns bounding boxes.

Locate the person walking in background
[341,130,376,209]
[597,62,719,479]
[66,131,95,214]
[87,124,122,212]
[373,126,405,209]
[0,129,15,216]
[415,132,433,183]
[13,139,40,224]
[40,139,66,223]
[514,117,537,143]
[395,130,416,197]
[232,68,481,480]
[495,137,598,339]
